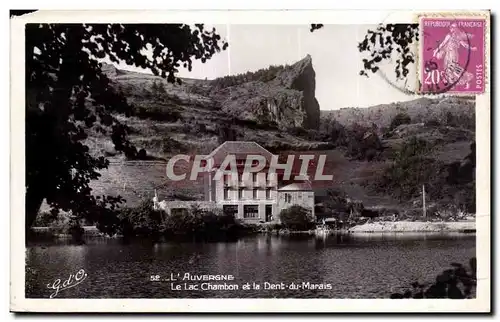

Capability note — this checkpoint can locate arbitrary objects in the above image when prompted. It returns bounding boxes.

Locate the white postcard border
[10,9,490,313]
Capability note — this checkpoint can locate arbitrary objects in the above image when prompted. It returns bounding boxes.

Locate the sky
[109,24,418,110]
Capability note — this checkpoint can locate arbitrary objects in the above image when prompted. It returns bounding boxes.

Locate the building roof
[205,141,275,166]
[278,181,312,191]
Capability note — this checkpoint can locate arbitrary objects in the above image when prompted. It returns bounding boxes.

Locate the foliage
[25,23,227,230]
[357,24,419,80]
[33,210,60,227]
[279,205,314,231]
[377,137,439,200]
[133,105,181,123]
[323,189,364,220]
[116,199,165,238]
[319,118,384,161]
[287,126,329,142]
[391,258,476,298]
[212,64,289,89]
[389,112,412,130]
[374,136,476,212]
[442,110,475,130]
[444,142,476,213]
[97,201,243,240]
[163,206,239,239]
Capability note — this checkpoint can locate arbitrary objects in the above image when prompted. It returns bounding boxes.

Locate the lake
[25,233,475,299]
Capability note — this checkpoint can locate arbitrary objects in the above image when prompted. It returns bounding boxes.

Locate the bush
[425,118,441,127]
[279,205,314,231]
[33,210,60,227]
[116,199,165,238]
[389,112,411,130]
[375,137,440,200]
[212,64,288,89]
[163,206,241,240]
[344,123,383,161]
[391,258,476,298]
[111,202,244,240]
[134,106,181,122]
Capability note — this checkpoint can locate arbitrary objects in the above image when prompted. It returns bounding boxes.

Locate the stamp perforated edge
[415,11,490,96]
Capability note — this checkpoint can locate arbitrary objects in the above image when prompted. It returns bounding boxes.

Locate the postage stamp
[419,15,487,94]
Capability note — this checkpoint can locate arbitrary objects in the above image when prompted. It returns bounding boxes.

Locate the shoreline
[29,220,477,240]
[347,220,476,233]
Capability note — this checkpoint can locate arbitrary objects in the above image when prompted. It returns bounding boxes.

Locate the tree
[279,205,314,231]
[377,137,437,200]
[25,23,228,231]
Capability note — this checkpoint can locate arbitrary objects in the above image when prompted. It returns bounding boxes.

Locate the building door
[265,205,273,222]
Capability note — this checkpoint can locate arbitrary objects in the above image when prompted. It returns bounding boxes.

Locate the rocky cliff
[215,55,320,129]
[103,55,321,130]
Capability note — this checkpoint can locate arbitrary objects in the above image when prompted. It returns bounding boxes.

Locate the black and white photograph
[10,9,491,313]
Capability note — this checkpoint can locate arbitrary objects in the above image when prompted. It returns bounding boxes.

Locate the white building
[155,141,315,223]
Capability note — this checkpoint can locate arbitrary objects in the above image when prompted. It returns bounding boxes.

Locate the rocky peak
[274,54,320,128]
[218,55,321,129]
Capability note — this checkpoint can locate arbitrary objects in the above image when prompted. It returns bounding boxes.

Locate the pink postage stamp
[419,15,487,94]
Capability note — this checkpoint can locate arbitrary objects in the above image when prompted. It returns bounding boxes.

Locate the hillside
[321,96,475,129]
[87,58,476,215]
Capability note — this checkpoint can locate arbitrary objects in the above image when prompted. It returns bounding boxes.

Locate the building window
[223,188,230,200]
[243,205,259,218]
[238,188,243,200]
[223,205,238,217]
[266,188,271,199]
[284,193,292,203]
[252,188,258,199]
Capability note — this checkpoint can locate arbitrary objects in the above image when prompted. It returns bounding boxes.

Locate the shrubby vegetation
[279,205,315,231]
[94,200,250,241]
[30,211,85,242]
[376,137,440,200]
[391,258,476,299]
[318,118,384,161]
[320,189,364,221]
[212,64,289,89]
[371,136,476,213]
[133,105,182,123]
[389,112,411,130]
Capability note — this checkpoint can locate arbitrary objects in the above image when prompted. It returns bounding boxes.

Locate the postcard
[10,9,491,313]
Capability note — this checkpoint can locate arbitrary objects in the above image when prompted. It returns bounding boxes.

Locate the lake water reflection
[26,233,475,298]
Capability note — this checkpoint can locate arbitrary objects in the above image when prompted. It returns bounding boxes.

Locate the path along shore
[348,220,475,233]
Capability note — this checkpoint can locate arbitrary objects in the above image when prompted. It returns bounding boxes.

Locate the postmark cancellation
[418,13,488,95]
